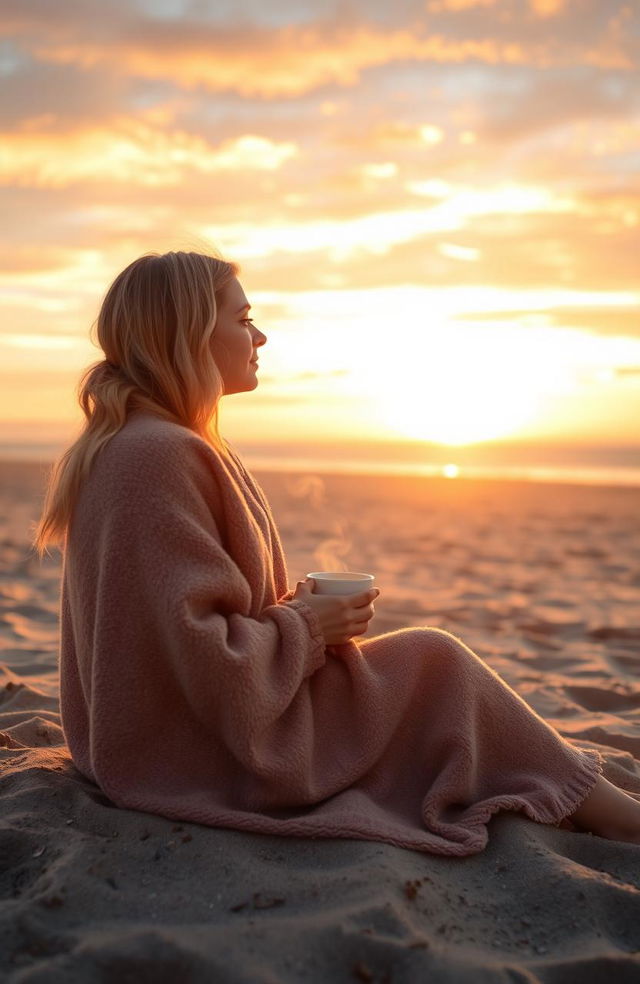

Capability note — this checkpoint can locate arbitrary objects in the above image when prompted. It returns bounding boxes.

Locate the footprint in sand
[564,684,640,714]
[588,626,640,642]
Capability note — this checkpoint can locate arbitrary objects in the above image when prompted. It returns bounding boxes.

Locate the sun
[376,365,541,445]
[362,323,560,447]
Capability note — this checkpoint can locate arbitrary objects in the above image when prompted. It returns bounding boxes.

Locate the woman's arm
[66,426,327,781]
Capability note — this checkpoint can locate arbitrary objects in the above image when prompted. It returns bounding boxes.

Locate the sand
[1,459,640,982]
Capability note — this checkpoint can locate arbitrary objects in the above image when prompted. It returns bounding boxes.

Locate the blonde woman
[34,250,640,856]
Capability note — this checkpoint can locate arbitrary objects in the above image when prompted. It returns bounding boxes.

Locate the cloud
[426,0,567,12]
[1,171,638,298]
[192,181,579,270]
[0,125,299,188]
[0,243,78,273]
[3,0,635,112]
[0,57,127,130]
[474,68,640,144]
[457,307,640,338]
[221,201,640,298]
[529,0,567,15]
[427,0,500,10]
[1,332,78,350]
[19,31,537,97]
[438,242,480,261]
[0,0,638,308]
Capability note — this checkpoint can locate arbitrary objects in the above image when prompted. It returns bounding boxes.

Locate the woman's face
[211,277,267,395]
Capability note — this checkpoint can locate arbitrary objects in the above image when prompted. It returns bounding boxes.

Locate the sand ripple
[1,464,640,982]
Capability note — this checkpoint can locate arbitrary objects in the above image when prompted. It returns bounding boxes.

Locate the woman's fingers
[351,621,370,636]
[294,582,379,645]
[353,589,378,609]
[352,601,375,619]
[351,587,379,606]
[351,590,379,635]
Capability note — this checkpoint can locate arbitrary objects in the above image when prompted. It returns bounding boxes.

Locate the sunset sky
[1,0,639,458]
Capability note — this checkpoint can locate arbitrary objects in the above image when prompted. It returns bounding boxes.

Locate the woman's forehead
[220,277,248,311]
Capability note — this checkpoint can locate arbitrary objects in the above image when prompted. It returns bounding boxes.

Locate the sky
[1,0,639,457]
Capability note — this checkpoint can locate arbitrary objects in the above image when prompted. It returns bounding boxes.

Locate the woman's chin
[221,376,260,396]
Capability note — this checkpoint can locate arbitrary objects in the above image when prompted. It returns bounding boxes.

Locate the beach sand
[1,460,639,982]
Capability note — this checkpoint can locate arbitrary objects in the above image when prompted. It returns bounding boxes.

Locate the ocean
[1,439,639,489]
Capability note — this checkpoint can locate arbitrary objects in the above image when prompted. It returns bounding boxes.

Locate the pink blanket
[60,411,603,856]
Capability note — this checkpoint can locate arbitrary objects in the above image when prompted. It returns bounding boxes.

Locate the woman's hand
[292,577,380,646]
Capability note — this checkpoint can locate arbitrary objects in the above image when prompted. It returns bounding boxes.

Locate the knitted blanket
[60,411,603,856]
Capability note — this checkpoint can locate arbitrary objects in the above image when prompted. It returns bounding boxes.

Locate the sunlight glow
[361,162,398,179]
[420,125,444,145]
[206,183,576,260]
[348,314,640,446]
[375,358,547,445]
[438,242,480,261]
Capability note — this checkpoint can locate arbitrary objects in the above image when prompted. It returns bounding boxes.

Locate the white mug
[306,571,375,595]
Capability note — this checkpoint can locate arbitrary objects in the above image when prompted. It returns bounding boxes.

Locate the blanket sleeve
[84,432,328,775]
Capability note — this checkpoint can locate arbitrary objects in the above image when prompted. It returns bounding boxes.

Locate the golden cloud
[24,28,536,98]
[3,10,631,107]
[529,0,567,14]
[203,181,579,262]
[0,124,298,188]
[428,0,570,16]
[427,0,500,9]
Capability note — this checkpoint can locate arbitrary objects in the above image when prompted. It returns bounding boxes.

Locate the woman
[34,250,640,856]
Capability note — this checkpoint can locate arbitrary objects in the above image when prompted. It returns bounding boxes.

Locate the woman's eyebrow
[236,303,251,313]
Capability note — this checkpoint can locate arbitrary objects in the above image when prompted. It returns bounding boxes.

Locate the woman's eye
[242,318,255,327]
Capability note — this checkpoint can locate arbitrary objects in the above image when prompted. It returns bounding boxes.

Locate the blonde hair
[32,249,239,558]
